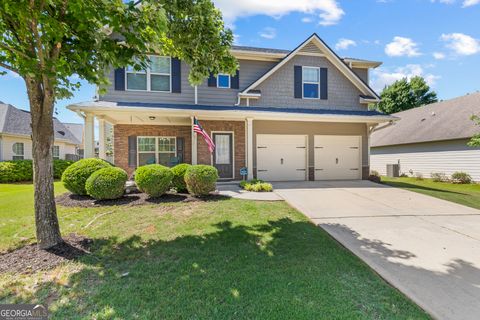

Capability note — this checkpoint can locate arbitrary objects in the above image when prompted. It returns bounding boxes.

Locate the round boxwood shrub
[184,165,219,197]
[61,158,112,195]
[85,167,128,200]
[134,164,173,197]
[171,163,192,193]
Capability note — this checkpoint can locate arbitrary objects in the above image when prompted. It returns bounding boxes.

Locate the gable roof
[0,102,81,145]
[240,33,380,100]
[64,123,84,145]
[371,92,480,147]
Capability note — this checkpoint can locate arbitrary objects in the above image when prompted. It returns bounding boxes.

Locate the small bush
[370,170,380,177]
[53,159,75,179]
[414,172,424,180]
[0,160,33,182]
[244,182,273,192]
[368,175,381,184]
[85,167,128,200]
[61,158,112,195]
[451,172,472,184]
[399,173,409,177]
[185,165,218,196]
[171,163,191,193]
[431,172,448,182]
[239,178,264,189]
[135,164,173,197]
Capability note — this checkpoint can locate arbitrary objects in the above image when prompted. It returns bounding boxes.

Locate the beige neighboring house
[0,102,81,161]
[371,92,480,181]
[64,122,85,158]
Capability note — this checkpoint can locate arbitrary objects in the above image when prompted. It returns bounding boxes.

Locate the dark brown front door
[213,133,233,179]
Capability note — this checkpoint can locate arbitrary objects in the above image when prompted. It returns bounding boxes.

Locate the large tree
[0,0,237,249]
[376,76,438,114]
[468,115,480,147]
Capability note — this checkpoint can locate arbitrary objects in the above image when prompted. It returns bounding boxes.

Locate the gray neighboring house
[371,92,480,181]
[0,102,82,161]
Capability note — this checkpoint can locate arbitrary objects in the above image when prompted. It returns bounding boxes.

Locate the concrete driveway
[273,180,480,320]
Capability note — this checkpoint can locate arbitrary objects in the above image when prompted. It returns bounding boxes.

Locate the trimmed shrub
[431,172,448,182]
[239,178,264,189]
[171,163,191,193]
[451,172,472,184]
[53,159,75,179]
[244,182,273,192]
[368,170,381,183]
[0,160,33,182]
[85,167,128,200]
[184,165,218,196]
[61,158,112,195]
[135,164,173,197]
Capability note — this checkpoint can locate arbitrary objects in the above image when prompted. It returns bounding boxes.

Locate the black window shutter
[176,137,184,163]
[171,58,181,93]
[320,68,328,100]
[231,70,240,89]
[294,66,302,99]
[128,136,137,168]
[207,73,217,87]
[114,68,125,91]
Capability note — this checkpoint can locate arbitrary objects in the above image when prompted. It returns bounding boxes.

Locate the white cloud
[301,17,313,23]
[371,64,440,92]
[441,33,480,55]
[430,0,456,4]
[462,0,480,6]
[433,52,446,59]
[385,36,421,57]
[259,27,276,40]
[335,38,356,50]
[213,0,345,27]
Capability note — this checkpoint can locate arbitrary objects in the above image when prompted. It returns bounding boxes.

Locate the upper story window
[12,142,24,160]
[302,67,320,99]
[126,56,171,92]
[53,146,60,160]
[217,74,230,88]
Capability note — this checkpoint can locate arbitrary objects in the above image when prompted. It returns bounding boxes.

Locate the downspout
[234,94,241,106]
[194,85,198,105]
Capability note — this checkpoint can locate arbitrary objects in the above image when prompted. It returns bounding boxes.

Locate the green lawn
[381,176,480,210]
[0,183,429,319]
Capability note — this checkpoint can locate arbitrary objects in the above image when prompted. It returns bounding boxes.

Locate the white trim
[216,73,231,89]
[52,145,60,160]
[210,131,235,180]
[297,52,325,57]
[125,55,172,93]
[12,142,25,160]
[136,136,177,167]
[302,66,320,100]
[191,116,197,165]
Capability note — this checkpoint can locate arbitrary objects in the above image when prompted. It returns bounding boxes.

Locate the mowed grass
[0,182,429,319]
[381,176,480,210]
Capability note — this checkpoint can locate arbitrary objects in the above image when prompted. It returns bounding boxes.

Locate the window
[12,142,24,160]
[53,146,60,160]
[217,74,230,88]
[137,137,176,167]
[302,67,320,99]
[126,56,171,92]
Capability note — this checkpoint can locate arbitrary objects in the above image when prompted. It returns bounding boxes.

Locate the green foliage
[451,172,472,184]
[53,159,75,179]
[468,115,480,147]
[244,182,273,192]
[0,159,74,182]
[171,163,191,193]
[376,76,438,114]
[61,158,112,195]
[239,178,264,189]
[85,167,127,200]
[431,172,448,182]
[134,164,173,197]
[184,165,218,196]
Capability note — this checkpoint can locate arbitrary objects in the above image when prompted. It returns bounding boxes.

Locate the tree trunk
[26,78,63,249]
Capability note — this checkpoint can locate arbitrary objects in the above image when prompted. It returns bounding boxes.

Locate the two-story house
[68,34,395,181]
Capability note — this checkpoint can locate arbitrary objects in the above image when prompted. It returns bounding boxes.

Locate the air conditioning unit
[386,164,400,177]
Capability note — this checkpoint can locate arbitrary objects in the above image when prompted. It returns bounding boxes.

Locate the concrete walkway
[273,180,480,320]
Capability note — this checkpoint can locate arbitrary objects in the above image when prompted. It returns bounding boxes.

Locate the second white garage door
[256,134,307,181]
[314,135,361,180]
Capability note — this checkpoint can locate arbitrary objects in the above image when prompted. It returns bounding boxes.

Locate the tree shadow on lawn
[1,219,430,319]
[382,180,468,195]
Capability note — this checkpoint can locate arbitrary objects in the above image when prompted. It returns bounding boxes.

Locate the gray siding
[352,67,368,83]
[370,139,480,181]
[252,55,365,111]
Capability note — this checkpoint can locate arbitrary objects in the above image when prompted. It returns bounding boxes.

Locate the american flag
[193,117,215,153]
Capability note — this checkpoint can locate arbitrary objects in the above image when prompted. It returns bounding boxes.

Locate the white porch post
[191,116,197,165]
[246,118,254,180]
[98,117,106,160]
[84,112,95,158]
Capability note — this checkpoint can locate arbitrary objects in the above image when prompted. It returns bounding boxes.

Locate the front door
[213,133,233,179]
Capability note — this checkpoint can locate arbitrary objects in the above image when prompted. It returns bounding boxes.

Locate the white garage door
[256,134,307,181]
[314,135,361,180]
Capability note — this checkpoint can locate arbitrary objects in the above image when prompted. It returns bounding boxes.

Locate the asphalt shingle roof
[371,92,480,147]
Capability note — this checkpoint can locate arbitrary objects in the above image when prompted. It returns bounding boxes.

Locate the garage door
[314,135,361,180]
[256,134,307,181]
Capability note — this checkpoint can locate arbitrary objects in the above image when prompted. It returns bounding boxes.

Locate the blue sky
[1,0,479,124]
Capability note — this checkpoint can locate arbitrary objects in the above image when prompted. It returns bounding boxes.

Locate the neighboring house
[371,92,480,181]
[68,33,395,181]
[0,102,81,161]
[64,122,85,158]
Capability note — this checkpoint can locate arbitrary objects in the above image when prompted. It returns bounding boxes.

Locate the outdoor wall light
[149,116,156,120]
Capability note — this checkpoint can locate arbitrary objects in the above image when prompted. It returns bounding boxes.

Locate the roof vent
[57,130,65,136]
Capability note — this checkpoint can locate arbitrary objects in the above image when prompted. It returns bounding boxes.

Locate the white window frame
[53,145,60,160]
[12,142,24,160]
[302,66,320,100]
[137,136,177,167]
[217,73,231,89]
[126,55,172,93]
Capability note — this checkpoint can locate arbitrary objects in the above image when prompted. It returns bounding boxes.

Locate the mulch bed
[0,234,92,274]
[55,192,229,208]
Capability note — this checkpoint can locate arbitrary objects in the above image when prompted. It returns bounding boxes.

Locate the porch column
[246,117,254,180]
[84,112,95,158]
[98,117,106,160]
[191,116,197,165]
